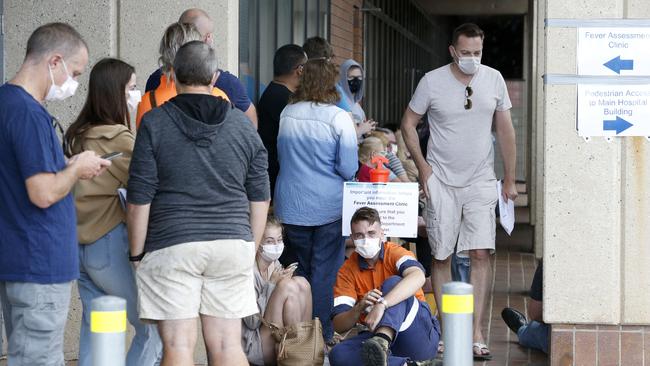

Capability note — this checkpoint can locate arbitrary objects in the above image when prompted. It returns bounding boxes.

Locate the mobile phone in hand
[101,152,123,161]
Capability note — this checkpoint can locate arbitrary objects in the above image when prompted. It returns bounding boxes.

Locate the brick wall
[330,0,363,65]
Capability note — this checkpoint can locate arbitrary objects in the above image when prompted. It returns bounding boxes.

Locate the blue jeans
[329,276,441,366]
[518,320,549,354]
[451,253,471,283]
[0,281,71,366]
[78,223,161,366]
[283,219,346,341]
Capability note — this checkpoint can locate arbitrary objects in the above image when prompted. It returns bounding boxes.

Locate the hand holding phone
[101,152,123,161]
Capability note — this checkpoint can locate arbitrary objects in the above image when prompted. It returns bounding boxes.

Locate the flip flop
[473,342,493,360]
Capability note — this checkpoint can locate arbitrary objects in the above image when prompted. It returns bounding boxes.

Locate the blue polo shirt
[145,68,252,112]
[0,84,79,283]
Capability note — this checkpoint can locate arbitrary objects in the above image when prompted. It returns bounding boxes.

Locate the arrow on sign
[603,56,634,74]
[603,116,633,134]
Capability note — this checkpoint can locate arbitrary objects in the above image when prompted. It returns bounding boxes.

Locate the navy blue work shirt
[0,84,79,283]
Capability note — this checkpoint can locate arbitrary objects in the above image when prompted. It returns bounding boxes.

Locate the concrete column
[621,0,650,325]
[543,0,625,324]
[543,0,650,326]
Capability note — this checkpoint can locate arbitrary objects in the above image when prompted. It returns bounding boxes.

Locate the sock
[374,332,392,343]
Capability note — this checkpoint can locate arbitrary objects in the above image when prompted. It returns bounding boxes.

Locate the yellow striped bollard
[442,282,473,366]
[91,296,126,366]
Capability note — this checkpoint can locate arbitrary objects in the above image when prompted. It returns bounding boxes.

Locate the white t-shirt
[409,64,511,188]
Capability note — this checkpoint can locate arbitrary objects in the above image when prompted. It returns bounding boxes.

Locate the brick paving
[468,223,547,366]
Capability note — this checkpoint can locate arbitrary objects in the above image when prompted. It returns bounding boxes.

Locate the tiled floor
[472,224,547,366]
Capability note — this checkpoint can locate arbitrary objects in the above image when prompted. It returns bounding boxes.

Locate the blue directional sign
[578,27,650,76]
[603,56,634,75]
[603,116,633,134]
[578,84,650,137]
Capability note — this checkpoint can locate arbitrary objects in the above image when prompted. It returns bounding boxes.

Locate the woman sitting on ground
[242,215,313,365]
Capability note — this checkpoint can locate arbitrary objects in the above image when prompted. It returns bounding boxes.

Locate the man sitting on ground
[329,207,440,366]
[501,262,548,354]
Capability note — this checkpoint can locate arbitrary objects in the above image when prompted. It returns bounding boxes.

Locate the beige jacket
[72,124,134,244]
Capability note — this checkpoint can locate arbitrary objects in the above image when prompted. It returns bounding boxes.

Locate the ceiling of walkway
[414,0,528,15]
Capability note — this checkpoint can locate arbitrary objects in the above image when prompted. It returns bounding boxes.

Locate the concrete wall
[541,0,650,325]
[2,0,238,362]
[3,0,238,129]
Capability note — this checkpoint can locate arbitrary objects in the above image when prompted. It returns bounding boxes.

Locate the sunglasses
[464,86,473,110]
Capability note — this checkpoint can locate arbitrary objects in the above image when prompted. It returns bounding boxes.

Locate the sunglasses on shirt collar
[464,86,473,110]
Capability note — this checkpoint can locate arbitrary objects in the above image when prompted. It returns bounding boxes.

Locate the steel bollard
[91,296,126,366]
[442,281,473,366]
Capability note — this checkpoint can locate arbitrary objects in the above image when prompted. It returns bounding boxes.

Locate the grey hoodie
[338,59,366,122]
[128,95,270,252]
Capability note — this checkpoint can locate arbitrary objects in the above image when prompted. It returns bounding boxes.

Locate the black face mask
[348,78,363,94]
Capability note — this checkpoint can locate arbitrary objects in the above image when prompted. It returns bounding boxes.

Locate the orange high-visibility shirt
[136,73,230,129]
[333,242,425,322]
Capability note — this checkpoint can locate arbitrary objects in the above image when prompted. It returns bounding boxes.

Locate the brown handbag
[264,318,325,366]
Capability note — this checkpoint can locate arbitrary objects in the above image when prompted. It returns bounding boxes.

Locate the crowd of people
[0,8,521,366]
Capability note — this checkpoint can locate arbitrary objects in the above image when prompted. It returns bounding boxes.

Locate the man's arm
[244,104,258,129]
[333,288,382,334]
[127,203,150,260]
[25,151,110,209]
[400,107,431,197]
[364,266,426,331]
[494,110,518,201]
[250,200,270,249]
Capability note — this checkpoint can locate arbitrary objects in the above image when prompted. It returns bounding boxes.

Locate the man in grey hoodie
[127,41,270,366]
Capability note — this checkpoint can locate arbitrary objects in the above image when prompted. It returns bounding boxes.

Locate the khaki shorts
[424,174,497,260]
[136,239,257,320]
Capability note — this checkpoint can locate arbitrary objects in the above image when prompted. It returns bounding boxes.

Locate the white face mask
[127,90,142,113]
[454,49,481,75]
[260,243,284,262]
[46,59,79,101]
[354,237,382,259]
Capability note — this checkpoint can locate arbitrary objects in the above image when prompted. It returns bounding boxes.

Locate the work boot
[501,307,527,334]
[361,335,390,366]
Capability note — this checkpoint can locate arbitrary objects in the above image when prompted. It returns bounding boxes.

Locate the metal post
[91,296,126,366]
[442,282,473,366]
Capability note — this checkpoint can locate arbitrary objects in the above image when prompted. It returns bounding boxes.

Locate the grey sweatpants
[0,281,71,366]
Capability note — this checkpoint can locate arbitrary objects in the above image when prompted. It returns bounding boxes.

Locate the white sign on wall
[577,27,650,76]
[342,182,419,238]
[577,84,650,136]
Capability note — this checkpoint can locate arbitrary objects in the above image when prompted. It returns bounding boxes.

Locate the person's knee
[292,276,311,293]
[433,255,452,266]
[328,342,349,366]
[277,277,301,296]
[469,249,490,261]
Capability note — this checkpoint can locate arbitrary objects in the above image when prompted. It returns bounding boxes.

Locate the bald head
[179,8,214,45]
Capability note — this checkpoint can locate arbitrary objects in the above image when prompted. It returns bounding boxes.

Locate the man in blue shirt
[0,23,110,365]
[145,8,259,127]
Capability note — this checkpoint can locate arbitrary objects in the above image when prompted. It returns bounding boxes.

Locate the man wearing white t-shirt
[401,23,517,360]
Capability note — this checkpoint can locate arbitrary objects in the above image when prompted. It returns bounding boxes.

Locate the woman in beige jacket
[64,58,161,366]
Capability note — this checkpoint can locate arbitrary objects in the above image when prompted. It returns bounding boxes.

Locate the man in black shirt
[257,44,307,198]
[501,262,548,353]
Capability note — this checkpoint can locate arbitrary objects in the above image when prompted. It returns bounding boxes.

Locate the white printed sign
[578,27,650,76]
[577,84,650,136]
[342,182,419,238]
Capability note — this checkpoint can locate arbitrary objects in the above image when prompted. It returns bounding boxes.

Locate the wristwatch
[129,251,145,262]
[377,297,389,309]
